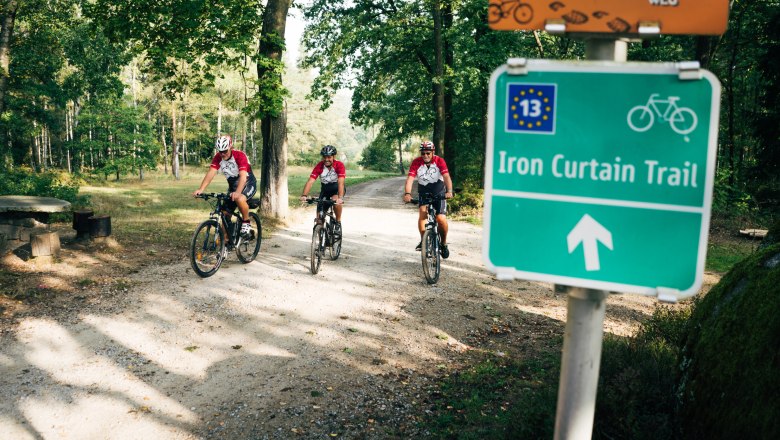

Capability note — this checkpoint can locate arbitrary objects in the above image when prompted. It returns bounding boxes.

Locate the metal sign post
[553,38,622,440]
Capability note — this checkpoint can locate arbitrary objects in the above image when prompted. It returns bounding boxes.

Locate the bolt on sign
[487,0,730,35]
[483,60,721,300]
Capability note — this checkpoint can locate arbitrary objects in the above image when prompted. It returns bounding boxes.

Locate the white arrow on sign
[567,214,614,272]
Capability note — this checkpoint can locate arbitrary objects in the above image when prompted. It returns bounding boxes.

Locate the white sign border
[482,60,721,300]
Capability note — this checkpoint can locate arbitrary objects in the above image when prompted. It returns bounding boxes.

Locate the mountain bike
[411,193,449,284]
[306,197,342,274]
[190,193,262,278]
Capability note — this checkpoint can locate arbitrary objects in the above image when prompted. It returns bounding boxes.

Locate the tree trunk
[0,0,19,164]
[431,0,445,155]
[171,100,180,179]
[398,139,404,175]
[160,119,168,174]
[442,1,456,178]
[257,0,292,220]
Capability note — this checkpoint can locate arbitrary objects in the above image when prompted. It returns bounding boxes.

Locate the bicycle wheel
[627,105,654,132]
[513,4,534,24]
[310,224,324,274]
[237,212,262,263]
[329,222,342,260]
[190,219,225,278]
[487,4,502,24]
[421,229,440,284]
[670,107,698,135]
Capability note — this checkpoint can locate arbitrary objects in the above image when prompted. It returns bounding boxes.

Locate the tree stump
[31,232,60,257]
[73,209,94,239]
[88,215,112,238]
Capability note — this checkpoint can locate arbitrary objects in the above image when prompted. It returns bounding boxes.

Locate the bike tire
[310,224,324,274]
[190,219,225,278]
[421,229,440,284]
[487,5,502,24]
[513,4,533,24]
[237,212,262,263]
[670,107,698,135]
[329,223,342,260]
[627,105,654,132]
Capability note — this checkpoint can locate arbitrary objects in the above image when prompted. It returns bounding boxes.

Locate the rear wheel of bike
[421,229,440,284]
[190,219,225,278]
[310,224,324,274]
[329,222,342,260]
[237,212,262,263]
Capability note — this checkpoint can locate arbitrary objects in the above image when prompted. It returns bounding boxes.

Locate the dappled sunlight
[6,317,199,438]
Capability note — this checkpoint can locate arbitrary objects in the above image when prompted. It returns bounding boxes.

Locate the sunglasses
[421,152,433,155]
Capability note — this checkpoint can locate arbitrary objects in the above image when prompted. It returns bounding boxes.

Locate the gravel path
[0,176,679,439]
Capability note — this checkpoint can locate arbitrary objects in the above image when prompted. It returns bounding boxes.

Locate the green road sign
[483,60,720,299]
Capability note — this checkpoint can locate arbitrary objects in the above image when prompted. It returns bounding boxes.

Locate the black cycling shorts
[418,191,447,215]
[225,175,257,212]
[319,182,345,199]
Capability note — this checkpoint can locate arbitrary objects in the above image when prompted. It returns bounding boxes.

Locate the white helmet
[215,135,232,152]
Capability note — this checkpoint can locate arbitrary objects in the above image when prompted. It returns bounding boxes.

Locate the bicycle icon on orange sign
[627,94,698,141]
[488,0,534,25]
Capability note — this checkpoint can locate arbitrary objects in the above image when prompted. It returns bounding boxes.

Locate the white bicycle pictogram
[627,94,698,137]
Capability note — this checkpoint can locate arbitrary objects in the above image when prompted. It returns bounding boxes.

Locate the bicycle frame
[201,193,244,246]
[645,94,683,122]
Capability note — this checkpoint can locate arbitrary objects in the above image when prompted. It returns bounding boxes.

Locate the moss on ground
[679,243,780,439]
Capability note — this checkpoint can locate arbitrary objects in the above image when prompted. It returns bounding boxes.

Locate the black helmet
[320,145,337,156]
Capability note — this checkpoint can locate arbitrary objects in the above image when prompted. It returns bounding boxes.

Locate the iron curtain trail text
[496,151,700,188]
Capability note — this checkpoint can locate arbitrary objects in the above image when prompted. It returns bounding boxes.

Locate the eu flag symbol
[506,83,557,134]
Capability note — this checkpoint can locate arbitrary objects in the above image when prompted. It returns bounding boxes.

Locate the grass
[706,239,756,273]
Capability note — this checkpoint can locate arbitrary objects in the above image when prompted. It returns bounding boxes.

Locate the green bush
[0,167,89,218]
[449,185,483,217]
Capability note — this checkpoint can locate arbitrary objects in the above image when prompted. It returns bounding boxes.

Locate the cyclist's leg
[418,205,427,237]
[436,214,449,244]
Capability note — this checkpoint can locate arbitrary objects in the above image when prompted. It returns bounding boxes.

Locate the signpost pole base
[553,287,607,440]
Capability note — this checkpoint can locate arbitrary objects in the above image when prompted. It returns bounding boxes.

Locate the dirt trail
[0,177,691,439]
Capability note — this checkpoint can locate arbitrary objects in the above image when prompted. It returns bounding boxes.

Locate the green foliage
[448,185,483,217]
[0,166,88,208]
[358,137,397,171]
[679,244,780,439]
[594,306,692,440]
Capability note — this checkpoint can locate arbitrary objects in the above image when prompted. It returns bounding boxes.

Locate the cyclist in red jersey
[403,141,454,258]
[299,145,346,228]
[193,135,257,237]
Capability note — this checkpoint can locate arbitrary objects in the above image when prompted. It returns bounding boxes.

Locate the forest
[0,0,777,222]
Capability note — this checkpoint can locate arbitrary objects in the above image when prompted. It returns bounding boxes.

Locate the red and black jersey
[408,155,449,194]
[210,149,255,186]
[309,160,346,185]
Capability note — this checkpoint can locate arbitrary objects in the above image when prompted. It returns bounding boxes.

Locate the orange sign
[488,0,730,35]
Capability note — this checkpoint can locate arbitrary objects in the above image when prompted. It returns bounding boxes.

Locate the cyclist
[193,134,257,238]
[299,145,345,230]
[402,141,454,258]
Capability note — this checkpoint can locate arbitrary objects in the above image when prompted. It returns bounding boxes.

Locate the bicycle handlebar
[305,197,337,206]
[195,192,230,200]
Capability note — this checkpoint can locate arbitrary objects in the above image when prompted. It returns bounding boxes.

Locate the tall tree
[255,0,291,219]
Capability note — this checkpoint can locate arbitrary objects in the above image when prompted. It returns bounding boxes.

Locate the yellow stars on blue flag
[506,83,557,134]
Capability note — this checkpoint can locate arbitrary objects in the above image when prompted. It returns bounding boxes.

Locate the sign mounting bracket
[677,61,703,81]
[507,58,528,76]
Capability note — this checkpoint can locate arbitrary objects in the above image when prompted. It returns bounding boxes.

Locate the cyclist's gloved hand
[336,197,344,205]
[403,193,412,203]
[445,191,453,199]
[300,195,308,203]
[193,189,203,197]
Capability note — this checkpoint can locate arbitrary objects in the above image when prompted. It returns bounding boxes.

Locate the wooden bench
[0,195,71,254]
